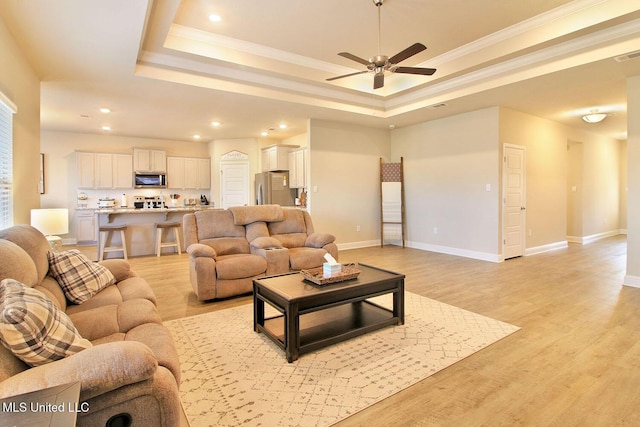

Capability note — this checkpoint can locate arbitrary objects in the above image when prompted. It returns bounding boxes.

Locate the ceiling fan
[327,0,436,90]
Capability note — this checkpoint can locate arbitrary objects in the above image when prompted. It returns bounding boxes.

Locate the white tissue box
[323,262,342,278]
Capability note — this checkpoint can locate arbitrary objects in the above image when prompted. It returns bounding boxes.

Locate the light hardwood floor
[83,235,638,426]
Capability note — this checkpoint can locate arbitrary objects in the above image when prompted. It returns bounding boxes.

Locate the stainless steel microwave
[134,171,167,188]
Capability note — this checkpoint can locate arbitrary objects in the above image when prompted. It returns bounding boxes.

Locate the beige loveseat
[0,225,181,427]
[183,205,338,301]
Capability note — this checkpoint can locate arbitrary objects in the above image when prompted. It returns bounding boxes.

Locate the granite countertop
[87,206,218,214]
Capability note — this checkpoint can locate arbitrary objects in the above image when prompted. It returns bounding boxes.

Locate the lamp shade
[30,209,69,236]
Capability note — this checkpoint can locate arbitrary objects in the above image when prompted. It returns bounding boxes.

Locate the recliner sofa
[183,205,338,301]
[0,225,181,427]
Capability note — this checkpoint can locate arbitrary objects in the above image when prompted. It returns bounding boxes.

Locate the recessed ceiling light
[193,134,201,140]
[211,121,221,127]
[101,126,111,131]
[99,107,111,114]
[261,131,268,136]
[279,124,287,129]
[209,14,222,23]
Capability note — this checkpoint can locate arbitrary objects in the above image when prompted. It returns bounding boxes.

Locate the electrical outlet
[433,227,438,234]
[356,225,361,232]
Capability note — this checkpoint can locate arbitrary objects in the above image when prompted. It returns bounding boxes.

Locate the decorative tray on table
[301,263,361,286]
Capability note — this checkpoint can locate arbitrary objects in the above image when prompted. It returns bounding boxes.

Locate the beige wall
[0,17,41,224]
[499,108,624,249]
[579,132,622,238]
[391,107,501,261]
[500,108,569,250]
[620,139,628,232]
[283,132,308,148]
[625,76,640,284]
[567,140,584,239]
[308,119,390,248]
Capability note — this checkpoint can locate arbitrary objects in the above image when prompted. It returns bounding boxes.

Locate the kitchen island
[86,206,219,258]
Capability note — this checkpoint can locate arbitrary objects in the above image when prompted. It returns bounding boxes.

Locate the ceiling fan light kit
[327,0,436,89]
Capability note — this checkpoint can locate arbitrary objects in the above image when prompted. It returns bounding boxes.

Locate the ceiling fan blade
[388,43,427,65]
[326,70,369,82]
[393,66,437,76]
[338,52,371,66]
[373,73,385,89]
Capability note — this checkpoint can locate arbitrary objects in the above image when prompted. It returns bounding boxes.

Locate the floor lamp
[31,208,69,252]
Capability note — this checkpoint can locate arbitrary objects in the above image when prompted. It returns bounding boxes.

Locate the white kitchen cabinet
[167,156,210,189]
[77,152,96,188]
[94,153,113,189]
[261,146,290,171]
[167,157,185,189]
[112,154,133,188]
[288,148,306,188]
[76,152,133,189]
[76,210,96,243]
[196,158,211,189]
[184,158,199,189]
[288,151,296,187]
[133,148,166,172]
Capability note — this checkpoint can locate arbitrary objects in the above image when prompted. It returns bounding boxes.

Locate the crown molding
[426,0,608,67]
[140,13,640,121]
[168,24,353,75]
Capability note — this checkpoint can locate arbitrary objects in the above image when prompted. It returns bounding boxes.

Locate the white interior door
[220,161,249,208]
[503,144,526,259]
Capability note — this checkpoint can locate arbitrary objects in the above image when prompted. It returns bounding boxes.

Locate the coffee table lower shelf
[259,300,397,359]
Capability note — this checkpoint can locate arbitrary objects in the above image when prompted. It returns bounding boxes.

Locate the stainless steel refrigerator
[255,171,295,206]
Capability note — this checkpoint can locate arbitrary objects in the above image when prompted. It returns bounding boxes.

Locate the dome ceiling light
[582,109,607,123]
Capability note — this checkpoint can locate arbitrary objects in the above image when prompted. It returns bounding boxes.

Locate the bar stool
[155,222,182,257]
[98,225,128,261]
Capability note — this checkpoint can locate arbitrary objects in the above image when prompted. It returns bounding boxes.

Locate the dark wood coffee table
[253,263,404,362]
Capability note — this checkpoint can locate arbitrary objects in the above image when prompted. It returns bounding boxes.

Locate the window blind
[0,95,16,229]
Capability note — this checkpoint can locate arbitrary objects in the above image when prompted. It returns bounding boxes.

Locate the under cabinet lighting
[101,126,111,131]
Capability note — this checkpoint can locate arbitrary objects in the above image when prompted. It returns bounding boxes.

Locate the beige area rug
[164,292,520,427]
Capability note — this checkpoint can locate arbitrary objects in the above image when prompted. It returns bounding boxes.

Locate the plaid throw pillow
[0,278,92,366]
[47,249,116,304]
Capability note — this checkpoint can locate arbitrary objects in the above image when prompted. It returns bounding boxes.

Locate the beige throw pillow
[0,278,92,367]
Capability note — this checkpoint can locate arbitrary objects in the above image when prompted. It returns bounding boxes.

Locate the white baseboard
[337,239,501,262]
[525,240,568,256]
[623,275,640,288]
[337,240,380,250]
[406,241,501,263]
[567,230,622,245]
